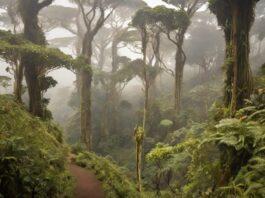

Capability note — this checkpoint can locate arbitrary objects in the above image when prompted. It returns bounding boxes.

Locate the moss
[0,95,73,197]
[0,30,91,73]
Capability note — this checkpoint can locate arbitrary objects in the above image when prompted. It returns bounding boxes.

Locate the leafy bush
[212,119,265,197]
[0,96,73,197]
[145,95,265,197]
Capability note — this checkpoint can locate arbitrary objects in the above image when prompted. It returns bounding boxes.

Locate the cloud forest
[0,0,264,197]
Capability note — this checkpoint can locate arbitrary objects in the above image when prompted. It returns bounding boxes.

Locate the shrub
[75,151,138,198]
[0,96,73,197]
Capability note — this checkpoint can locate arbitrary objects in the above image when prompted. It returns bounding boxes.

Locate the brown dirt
[69,163,105,198]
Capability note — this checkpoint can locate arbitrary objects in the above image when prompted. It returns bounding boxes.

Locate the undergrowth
[74,151,139,198]
[0,95,73,197]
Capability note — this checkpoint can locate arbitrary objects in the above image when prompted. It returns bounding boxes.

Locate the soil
[69,163,105,198]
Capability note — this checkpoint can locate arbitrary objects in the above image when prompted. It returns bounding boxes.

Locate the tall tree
[74,0,119,150]
[18,0,54,116]
[209,0,259,115]
[132,6,173,134]
[163,0,205,113]
[0,0,22,102]
[102,1,146,138]
[132,8,151,132]
[0,0,20,33]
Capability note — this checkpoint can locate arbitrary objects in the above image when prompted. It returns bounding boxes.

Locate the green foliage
[134,126,144,144]
[146,143,175,162]
[159,119,173,128]
[75,152,139,198]
[145,93,265,197]
[205,119,262,151]
[186,118,264,197]
[236,90,265,124]
[0,30,91,72]
[254,63,265,89]
[145,140,197,196]
[132,6,190,31]
[0,96,73,197]
[93,56,136,86]
[208,102,230,122]
[0,75,11,90]
[262,63,265,75]
[207,118,265,197]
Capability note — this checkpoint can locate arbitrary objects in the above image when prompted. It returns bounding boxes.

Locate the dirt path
[69,163,105,198]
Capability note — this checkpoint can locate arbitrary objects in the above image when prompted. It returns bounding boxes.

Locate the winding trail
[69,163,105,198]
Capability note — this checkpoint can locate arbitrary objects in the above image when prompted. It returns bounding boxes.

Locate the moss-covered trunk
[224,27,233,107]
[174,28,186,114]
[142,29,149,132]
[24,60,43,117]
[230,0,254,115]
[151,32,161,100]
[14,62,23,103]
[108,38,119,135]
[134,127,144,193]
[81,33,93,150]
[19,0,50,118]
[80,70,92,150]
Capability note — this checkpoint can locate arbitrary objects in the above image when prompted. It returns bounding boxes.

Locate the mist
[0,0,264,197]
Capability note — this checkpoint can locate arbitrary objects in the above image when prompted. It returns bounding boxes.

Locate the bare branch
[166,32,178,46]
[37,0,53,11]
[76,0,90,30]
[187,0,200,17]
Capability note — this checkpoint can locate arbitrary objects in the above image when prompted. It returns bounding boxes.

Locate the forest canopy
[0,0,264,197]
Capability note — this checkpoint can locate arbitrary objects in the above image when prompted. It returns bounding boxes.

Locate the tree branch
[37,0,53,11]
[76,0,90,30]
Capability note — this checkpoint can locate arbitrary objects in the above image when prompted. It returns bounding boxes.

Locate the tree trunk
[230,2,239,115]
[142,29,149,131]
[143,81,149,131]
[134,127,144,193]
[224,27,233,107]
[80,70,92,150]
[19,0,49,118]
[136,141,142,192]
[14,62,23,103]
[174,31,186,114]
[81,33,93,150]
[101,98,109,138]
[230,1,254,115]
[151,32,161,99]
[24,59,43,117]
[98,42,107,69]
[107,38,119,135]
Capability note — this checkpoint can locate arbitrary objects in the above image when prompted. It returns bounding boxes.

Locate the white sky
[49,0,169,87]
[53,0,168,7]
[143,0,170,7]
[1,0,171,89]
[0,0,180,91]
[46,27,75,40]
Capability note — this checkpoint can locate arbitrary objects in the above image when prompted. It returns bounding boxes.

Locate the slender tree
[132,8,150,131]
[163,0,205,113]
[134,126,144,192]
[132,6,173,134]
[74,0,119,150]
[104,1,145,137]
[0,0,22,102]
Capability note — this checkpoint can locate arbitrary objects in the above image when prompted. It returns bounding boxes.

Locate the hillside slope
[0,95,73,197]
